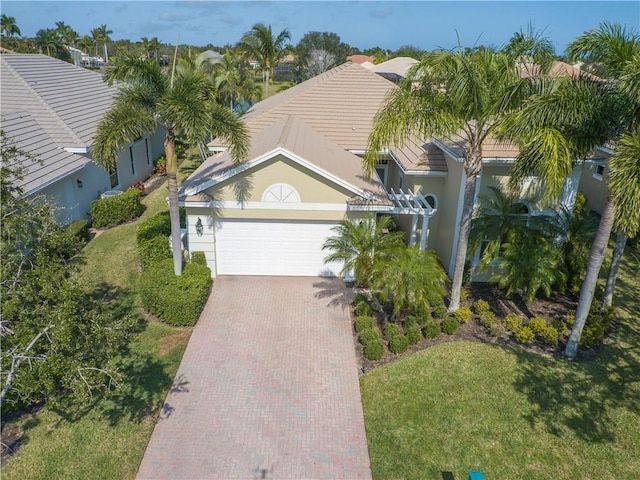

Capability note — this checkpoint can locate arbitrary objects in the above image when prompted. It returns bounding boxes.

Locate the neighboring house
[179,61,609,279]
[365,56,419,83]
[346,54,376,65]
[1,54,164,223]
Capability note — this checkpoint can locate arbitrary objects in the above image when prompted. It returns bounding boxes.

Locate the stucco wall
[579,162,609,215]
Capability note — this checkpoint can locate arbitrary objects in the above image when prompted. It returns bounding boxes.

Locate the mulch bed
[354,284,595,374]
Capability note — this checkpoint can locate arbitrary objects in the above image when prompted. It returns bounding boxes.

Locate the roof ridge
[1,56,86,148]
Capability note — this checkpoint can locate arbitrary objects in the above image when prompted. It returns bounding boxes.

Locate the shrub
[442,316,460,335]
[358,328,379,345]
[433,305,448,319]
[363,339,384,361]
[564,310,576,327]
[423,321,441,339]
[354,292,368,304]
[190,251,207,266]
[416,309,431,325]
[140,258,212,326]
[136,212,172,269]
[473,299,491,316]
[404,315,418,328]
[540,326,560,346]
[453,306,473,324]
[406,325,422,345]
[66,219,91,243]
[383,323,402,341]
[489,321,506,337]
[133,180,145,193]
[427,290,445,307]
[388,334,410,354]
[504,314,523,332]
[153,155,167,174]
[514,326,535,344]
[355,299,372,317]
[91,188,143,228]
[552,318,568,335]
[479,311,497,328]
[580,305,615,347]
[355,315,374,333]
[527,316,548,335]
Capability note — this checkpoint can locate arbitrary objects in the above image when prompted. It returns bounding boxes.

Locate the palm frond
[609,127,640,237]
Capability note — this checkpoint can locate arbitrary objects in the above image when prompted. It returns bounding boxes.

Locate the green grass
[361,247,640,479]
[2,183,190,480]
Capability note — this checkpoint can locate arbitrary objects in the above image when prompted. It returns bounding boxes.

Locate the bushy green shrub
[140,258,212,326]
[383,323,402,341]
[433,305,447,319]
[355,315,374,333]
[190,251,207,266]
[91,188,143,228]
[504,314,523,332]
[354,292,368,304]
[364,339,384,361]
[540,326,560,346]
[580,305,615,347]
[564,310,576,327]
[442,316,459,334]
[66,219,91,243]
[427,290,445,308]
[453,306,473,324]
[388,334,410,354]
[136,212,172,269]
[355,299,372,316]
[406,325,422,345]
[404,315,418,328]
[527,316,548,335]
[423,321,442,339]
[416,309,431,325]
[514,326,535,344]
[473,299,491,316]
[358,328,379,345]
[552,317,568,335]
[479,311,497,328]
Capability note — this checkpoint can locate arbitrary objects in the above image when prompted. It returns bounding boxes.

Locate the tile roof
[1,53,120,193]
[367,56,419,78]
[209,62,447,173]
[182,115,389,204]
[346,55,375,64]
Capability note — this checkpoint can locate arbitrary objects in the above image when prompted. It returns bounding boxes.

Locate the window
[109,167,119,189]
[130,146,136,175]
[593,164,605,180]
[375,165,387,185]
[145,138,150,165]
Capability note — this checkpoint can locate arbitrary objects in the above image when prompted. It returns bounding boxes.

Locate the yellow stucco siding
[579,163,609,215]
[204,154,353,204]
[402,175,446,249]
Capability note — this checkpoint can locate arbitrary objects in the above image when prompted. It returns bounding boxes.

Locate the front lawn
[361,246,640,479]
[1,182,191,479]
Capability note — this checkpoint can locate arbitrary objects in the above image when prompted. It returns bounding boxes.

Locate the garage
[214,219,344,277]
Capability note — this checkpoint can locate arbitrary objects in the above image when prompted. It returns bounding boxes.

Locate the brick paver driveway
[137,276,371,480]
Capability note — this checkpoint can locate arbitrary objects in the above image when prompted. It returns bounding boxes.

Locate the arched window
[261,183,301,203]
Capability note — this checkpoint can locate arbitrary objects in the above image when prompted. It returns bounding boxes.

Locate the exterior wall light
[195,217,204,236]
[76,179,83,188]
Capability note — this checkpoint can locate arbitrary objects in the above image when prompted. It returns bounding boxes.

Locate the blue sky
[3,1,639,54]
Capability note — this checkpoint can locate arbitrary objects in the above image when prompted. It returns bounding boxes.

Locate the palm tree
[373,246,447,316]
[35,28,63,57]
[213,48,262,110]
[55,21,78,47]
[322,216,404,288]
[77,35,94,54]
[92,54,249,275]
[91,24,112,63]
[238,23,291,97]
[365,39,552,312]
[1,14,21,37]
[499,23,639,358]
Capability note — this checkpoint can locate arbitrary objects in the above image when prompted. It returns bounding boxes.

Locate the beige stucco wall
[579,162,609,215]
[398,175,446,250]
[206,154,354,205]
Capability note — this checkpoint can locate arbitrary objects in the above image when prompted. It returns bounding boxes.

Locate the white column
[409,214,418,246]
[419,215,429,251]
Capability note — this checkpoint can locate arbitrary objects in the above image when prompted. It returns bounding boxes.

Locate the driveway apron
[137,276,372,479]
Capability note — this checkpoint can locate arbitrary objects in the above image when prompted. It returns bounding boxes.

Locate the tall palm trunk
[164,129,183,276]
[264,60,270,97]
[565,198,615,358]
[603,231,627,307]
[104,42,109,64]
[449,153,481,312]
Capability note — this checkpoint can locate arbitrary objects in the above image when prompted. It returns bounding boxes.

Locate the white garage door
[214,219,343,276]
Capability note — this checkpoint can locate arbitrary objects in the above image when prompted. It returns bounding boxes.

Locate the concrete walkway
[137,276,371,480]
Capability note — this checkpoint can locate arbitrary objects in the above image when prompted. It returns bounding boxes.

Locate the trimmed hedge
[388,334,409,354]
[191,251,207,266]
[406,325,422,345]
[66,219,91,243]
[136,212,172,269]
[442,316,460,335]
[423,321,441,339]
[364,339,384,361]
[453,306,473,324]
[91,188,143,228]
[355,315,375,333]
[355,299,372,317]
[432,305,448,319]
[473,299,491,316]
[140,258,212,326]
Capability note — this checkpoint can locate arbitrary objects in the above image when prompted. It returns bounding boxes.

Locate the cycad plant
[373,246,447,316]
[322,216,404,288]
